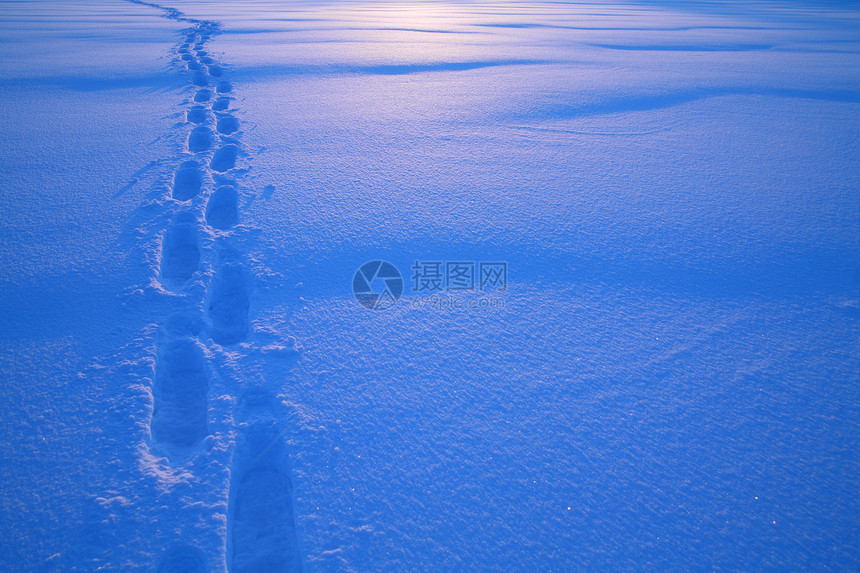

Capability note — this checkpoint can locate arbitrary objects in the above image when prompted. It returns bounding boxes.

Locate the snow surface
[1,0,859,571]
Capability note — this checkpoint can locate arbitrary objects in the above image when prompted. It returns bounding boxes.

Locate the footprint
[208,261,249,345]
[187,60,202,71]
[160,211,200,282]
[194,89,212,103]
[230,421,303,573]
[216,114,239,135]
[193,71,209,87]
[211,145,238,172]
[157,543,208,573]
[201,56,214,65]
[197,50,208,57]
[189,126,214,153]
[212,97,230,111]
[172,160,203,200]
[150,338,209,456]
[181,53,193,61]
[205,185,238,230]
[163,311,205,338]
[216,80,232,94]
[208,65,223,78]
[187,105,208,124]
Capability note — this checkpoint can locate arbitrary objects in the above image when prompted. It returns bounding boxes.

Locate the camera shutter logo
[352,260,403,310]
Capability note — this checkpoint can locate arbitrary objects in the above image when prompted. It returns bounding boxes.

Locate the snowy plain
[0,0,859,571]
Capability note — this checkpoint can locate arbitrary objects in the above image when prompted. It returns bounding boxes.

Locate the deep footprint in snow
[194,89,211,103]
[230,421,303,573]
[216,80,232,94]
[157,543,208,573]
[212,97,230,111]
[205,185,238,230]
[207,261,249,345]
[187,105,207,124]
[160,211,200,283]
[211,144,238,172]
[208,65,223,78]
[150,338,209,457]
[193,71,209,87]
[163,311,205,338]
[207,260,249,344]
[188,125,213,153]
[216,114,239,135]
[187,60,202,71]
[172,160,203,200]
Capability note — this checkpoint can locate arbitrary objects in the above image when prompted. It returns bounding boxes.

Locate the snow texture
[0,0,858,571]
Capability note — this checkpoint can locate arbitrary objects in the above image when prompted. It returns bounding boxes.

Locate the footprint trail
[122,1,305,570]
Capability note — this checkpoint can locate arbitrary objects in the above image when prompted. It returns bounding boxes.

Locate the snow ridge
[125,1,304,570]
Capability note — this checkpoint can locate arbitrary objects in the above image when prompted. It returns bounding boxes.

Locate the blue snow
[0,0,858,571]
